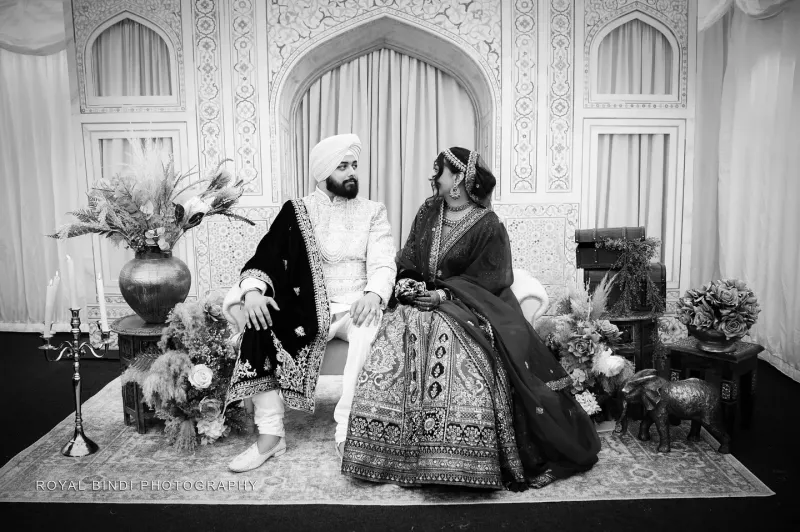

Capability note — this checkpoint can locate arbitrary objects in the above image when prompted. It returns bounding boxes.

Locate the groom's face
[326,155,359,199]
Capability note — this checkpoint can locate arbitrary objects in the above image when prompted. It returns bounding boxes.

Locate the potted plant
[121,292,249,451]
[50,140,254,323]
[535,276,635,425]
[676,279,761,353]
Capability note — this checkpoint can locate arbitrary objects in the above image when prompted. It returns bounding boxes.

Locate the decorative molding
[511,0,537,192]
[494,203,579,311]
[266,1,502,202]
[266,1,502,91]
[666,288,681,315]
[547,0,573,191]
[193,0,226,176]
[193,206,281,296]
[583,0,689,109]
[71,0,186,113]
[230,0,263,195]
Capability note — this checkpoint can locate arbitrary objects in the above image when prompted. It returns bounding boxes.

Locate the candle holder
[39,308,111,457]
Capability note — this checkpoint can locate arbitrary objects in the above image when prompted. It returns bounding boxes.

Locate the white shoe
[228,439,286,473]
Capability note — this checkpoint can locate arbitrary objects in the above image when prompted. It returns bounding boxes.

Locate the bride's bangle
[435,289,448,302]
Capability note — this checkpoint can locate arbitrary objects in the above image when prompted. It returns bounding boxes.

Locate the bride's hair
[431,147,496,204]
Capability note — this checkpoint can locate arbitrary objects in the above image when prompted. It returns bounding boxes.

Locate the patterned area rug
[0,377,773,505]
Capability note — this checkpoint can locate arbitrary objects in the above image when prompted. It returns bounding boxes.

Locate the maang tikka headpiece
[442,149,481,204]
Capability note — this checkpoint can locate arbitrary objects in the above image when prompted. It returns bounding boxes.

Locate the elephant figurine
[613,369,730,454]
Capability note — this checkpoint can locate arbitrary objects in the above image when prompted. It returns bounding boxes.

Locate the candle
[51,270,60,329]
[43,278,54,337]
[66,254,79,309]
[96,273,109,331]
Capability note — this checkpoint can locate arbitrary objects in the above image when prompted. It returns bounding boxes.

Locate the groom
[226,134,396,473]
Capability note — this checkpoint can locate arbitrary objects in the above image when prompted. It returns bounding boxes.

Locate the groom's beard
[326,176,359,199]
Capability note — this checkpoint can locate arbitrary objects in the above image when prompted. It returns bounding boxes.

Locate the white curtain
[0,0,64,55]
[693,4,800,381]
[594,134,669,261]
[295,48,476,248]
[91,18,172,96]
[596,19,673,95]
[0,48,93,332]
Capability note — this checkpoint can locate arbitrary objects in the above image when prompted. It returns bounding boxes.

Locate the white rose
[188,364,213,389]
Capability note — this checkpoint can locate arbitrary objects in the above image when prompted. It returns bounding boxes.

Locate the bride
[340,147,600,490]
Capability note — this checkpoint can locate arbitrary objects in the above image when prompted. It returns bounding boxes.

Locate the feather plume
[589,271,616,319]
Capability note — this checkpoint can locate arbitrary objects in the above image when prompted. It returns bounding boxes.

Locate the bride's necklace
[445,201,471,212]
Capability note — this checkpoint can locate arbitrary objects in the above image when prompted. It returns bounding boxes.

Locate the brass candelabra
[39,308,111,457]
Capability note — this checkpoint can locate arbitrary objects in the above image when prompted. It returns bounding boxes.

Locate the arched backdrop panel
[293,47,476,248]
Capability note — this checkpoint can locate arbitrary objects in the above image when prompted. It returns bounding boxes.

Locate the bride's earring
[449,174,463,200]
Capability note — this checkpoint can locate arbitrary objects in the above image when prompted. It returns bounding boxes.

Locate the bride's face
[431,161,458,197]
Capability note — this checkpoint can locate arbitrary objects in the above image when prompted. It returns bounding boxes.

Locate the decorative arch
[83,11,181,109]
[269,13,500,203]
[583,2,689,109]
[588,11,680,103]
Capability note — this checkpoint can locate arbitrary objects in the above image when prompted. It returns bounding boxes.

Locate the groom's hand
[351,292,382,327]
[243,291,280,331]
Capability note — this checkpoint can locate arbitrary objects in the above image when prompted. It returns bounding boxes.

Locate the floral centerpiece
[121,291,248,451]
[535,277,635,419]
[48,139,254,323]
[676,279,761,352]
[50,140,254,252]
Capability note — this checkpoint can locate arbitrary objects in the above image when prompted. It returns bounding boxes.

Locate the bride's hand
[414,290,442,311]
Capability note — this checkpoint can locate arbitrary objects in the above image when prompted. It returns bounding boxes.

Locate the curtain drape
[91,18,172,97]
[596,19,673,95]
[594,134,669,262]
[0,0,65,55]
[294,48,476,249]
[693,4,800,381]
[0,48,93,332]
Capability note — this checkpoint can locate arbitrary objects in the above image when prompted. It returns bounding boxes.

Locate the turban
[309,134,362,183]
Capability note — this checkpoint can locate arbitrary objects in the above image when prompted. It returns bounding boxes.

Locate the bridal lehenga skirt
[341,305,525,488]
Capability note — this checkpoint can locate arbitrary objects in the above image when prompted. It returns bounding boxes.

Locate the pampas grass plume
[173,418,199,453]
[141,350,193,407]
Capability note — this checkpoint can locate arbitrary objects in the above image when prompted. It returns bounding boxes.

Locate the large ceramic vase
[687,325,738,354]
[118,248,191,324]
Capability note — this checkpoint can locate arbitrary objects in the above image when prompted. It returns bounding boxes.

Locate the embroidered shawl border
[285,199,332,413]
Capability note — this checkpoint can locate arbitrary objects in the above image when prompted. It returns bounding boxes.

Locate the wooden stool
[665,337,763,439]
[112,315,166,434]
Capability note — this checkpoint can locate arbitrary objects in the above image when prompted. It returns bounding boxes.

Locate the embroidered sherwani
[229,189,396,442]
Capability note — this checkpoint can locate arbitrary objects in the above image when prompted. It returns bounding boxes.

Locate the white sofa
[222,268,548,375]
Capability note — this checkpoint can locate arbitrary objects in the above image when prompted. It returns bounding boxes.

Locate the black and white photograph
[0,0,797,530]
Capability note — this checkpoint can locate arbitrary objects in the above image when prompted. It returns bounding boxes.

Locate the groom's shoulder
[354,196,387,212]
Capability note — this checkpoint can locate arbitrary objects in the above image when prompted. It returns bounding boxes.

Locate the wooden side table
[665,337,763,438]
[606,311,658,372]
[111,315,166,434]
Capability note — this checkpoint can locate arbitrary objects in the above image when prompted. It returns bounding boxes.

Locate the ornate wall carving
[583,0,689,109]
[511,0,537,192]
[71,0,186,113]
[266,0,502,90]
[229,0,263,195]
[494,203,579,309]
[194,206,281,296]
[547,0,574,192]
[192,0,226,177]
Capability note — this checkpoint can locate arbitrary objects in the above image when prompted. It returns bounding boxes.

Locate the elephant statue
[613,369,730,454]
